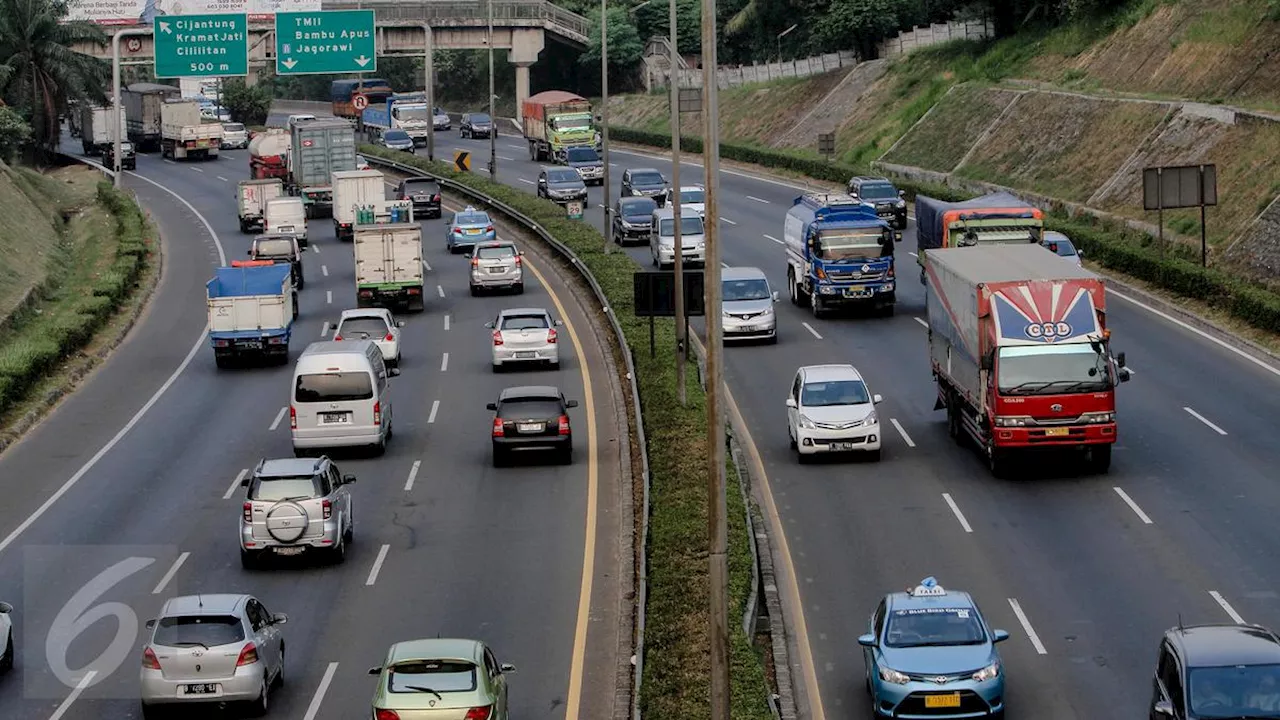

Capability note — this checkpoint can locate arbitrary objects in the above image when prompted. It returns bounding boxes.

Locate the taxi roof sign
[908,576,947,597]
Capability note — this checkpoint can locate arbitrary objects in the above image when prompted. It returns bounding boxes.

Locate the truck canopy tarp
[915,192,1036,253]
[525,90,586,104]
[207,264,291,298]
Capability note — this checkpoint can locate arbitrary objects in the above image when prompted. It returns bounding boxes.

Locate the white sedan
[487,308,561,371]
[786,364,883,462]
[1,600,14,672]
[333,308,404,366]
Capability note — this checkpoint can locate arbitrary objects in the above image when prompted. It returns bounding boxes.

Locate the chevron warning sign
[454,151,471,172]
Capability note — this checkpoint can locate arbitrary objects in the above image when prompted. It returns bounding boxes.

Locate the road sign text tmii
[275,10,377,76]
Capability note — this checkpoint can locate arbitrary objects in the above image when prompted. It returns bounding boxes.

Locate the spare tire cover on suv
[265,501,308,543]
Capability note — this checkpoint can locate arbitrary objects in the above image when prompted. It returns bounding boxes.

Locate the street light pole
[702,0,729,714]
[668,0,686,406]
[600,0,611,254]
[424,23,435,162]
[777,23,798,62]
[110,28,149,188]
[488,0,497,179]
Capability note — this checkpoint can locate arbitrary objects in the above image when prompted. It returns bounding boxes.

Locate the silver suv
[239,457,356,568]
[470,240,525,295]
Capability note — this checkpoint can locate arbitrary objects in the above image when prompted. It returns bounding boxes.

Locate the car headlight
[972,661,1000,682]
[863,409,878,425]
[994,415,1032,427]
[761,305,775,316]
[1080,411,1115,423]
[878,666,910,685]
[798,414,815,430]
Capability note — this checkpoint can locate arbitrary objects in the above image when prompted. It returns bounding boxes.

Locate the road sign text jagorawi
[275,10,377,75]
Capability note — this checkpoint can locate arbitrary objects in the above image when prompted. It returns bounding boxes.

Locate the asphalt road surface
[0,129,626,720]
[359,111,1280,719]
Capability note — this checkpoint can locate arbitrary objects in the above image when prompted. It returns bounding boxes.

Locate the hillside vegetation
[0,164,72,322]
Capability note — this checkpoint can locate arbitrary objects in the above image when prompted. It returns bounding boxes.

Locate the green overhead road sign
[275,10,377,76]
[153,13,248,79]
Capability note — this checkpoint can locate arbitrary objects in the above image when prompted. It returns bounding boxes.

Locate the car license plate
[183,683,218,694]
[279,225,294,232]
[466,228,481,234]
[832,442,855,451]
[845,287,873,298]
[740,324,757,332]
[240,341,262,349]
[1044,427,1070,437]
[321,413,348,424]
[515,351,537,359]
[924,693,961,709]
[489,267,504,274]
[274,546,304,556]
[518,422,543,433]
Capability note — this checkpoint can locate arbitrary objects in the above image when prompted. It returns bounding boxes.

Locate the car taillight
[559,415,570,435]
[236,643,259,666]
[465,707,493,720]
[547,328,558,344]
[375,710,400,720]
[333,334,342,341]
[485,225,494,233]
[322,499,332,519]
[373,401,381,426]
[492,331,503,346]
[472,257,480,267]
[243,502,253,522]
[492,418,504,437]
[384,333,394,341]
[514,255,522,266]
[451,226,461,234]
[142,647,161,670]
[289,406,297,429]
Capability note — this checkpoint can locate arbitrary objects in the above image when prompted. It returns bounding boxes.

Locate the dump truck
[360,93,433,146]
[354,223,425,312]
[207,261,296,368]
[333,169,390,242]
[914,191,1045,283]
[784,193,901,317]
[79,105,126,156]
[249,129,291,180]
[286,118,356,218]
[522,91,598,163]
[237,179,285,234]
[159,99,223,160]
[925,244,1130,477]
[122,82,180,151]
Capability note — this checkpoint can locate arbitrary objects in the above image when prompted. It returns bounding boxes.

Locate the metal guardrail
[326,0,590,43]
[358,152,650,720]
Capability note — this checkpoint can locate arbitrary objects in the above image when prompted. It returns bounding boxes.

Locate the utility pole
[488,0,497,179]
[701,0,729,714]
[424,23,435,162]
[668,0,686,406]
[600,0,611,254]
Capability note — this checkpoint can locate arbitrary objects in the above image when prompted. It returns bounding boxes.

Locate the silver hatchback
[239,457,357,568]
[139,594,286,718]
[470,241,525,295]
[488,308,561,371]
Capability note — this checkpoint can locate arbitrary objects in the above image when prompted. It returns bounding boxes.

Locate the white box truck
[354,223,425,312]
[237,179,285,234]
[79,105,126,156]
[332,169,387,242]
[265,197,309,247]
[160,99,223,161]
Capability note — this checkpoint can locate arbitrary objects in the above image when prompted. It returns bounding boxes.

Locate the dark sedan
[621,167,669,206]
[612,196,656,245]
[395,177,442,219]
[460,112,495,139]
[380,129,415,153]
[488,386,578,467]
[537,167,588,204]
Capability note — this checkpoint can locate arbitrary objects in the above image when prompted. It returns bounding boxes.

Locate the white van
[650,206,706,269]
[290,340,398,456]
[265,197,308,247]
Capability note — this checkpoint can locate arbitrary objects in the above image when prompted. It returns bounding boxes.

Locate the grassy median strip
[360,146,773,719]
[0,168,157,439]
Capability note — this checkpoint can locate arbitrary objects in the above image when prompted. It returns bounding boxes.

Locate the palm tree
[0,0,109,150]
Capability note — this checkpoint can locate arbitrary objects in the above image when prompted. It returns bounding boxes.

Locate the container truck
[122,83,180,151]
[522,91,598,163]
[79,105,126,156]
[783,193,901,317]
[286,118,356,218]
[249,129,290,180]
[915,191,1044,283]
[360,93,432,145]
[207,262,296,368]
[331,78,394,121]
[159,99,223,161]
[237,179,285,233]
[332,169,392,242]
[354,223,425,312]
[925,244,1130,477]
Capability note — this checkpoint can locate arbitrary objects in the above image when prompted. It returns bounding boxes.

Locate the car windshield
[997,344,1110,395]
[455,212,489,226]
[620,198,656,217]
[499,397,562,418]
[389,660,478,693]
[801,379,870,407]
[255,238,294,256]
[658,216,705,236]
[858,184,897,200]
[501,314,549,330]
[723,278,771,301]
[337,318,389,338]
[884,607,987,648]
[1046,238,1077,256]
[679,188,705,204]
[548,170,581,184]
[478,245,516,259]
[153,616,245,648]
[816,230,886,260]
[566,147,599,162]
[404,181,436,194]
[295,372,374,403]
[470,113,491,123]
[1189,664,1280,718]
[632,172,664,186]
[385,131,410,141]
[250,475,322,501]
[224,123,245,132]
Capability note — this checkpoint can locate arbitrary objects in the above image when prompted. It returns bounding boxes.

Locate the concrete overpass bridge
[72,0,590,115]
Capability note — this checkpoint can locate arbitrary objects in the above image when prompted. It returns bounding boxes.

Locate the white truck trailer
[354,223,425,312]
[160,99,223,161]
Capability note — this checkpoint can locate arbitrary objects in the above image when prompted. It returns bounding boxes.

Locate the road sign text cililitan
[275,10,377,75]
[153,13,248,78]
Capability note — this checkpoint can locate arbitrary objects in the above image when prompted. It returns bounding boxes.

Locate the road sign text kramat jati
[165,18,245,57]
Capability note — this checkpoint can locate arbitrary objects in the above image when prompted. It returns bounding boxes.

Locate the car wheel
[470,284,480,296]
[331,534,346,565]
[492,449,507,468]
[140,703,161,720]
[372,437,386,457]
[1,629,13,671]
[274,646,285,687]
[867,449,882,462]
[240,549,258,570]
[558,447,573,465]
[549,359,561,370]
[513,282,524,294]
[249,677,270,717]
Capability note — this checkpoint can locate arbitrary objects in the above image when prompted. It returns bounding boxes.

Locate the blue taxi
[446,207,496,254]
[859,577,1009,718]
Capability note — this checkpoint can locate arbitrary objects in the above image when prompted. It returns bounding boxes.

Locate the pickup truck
[207,262,296,368]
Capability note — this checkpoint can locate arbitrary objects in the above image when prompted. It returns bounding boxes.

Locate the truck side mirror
[980,353,994,372]
[1118,368,1132,383]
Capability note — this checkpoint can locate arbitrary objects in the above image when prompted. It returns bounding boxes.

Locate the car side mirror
[1077,249,1085,258]
[785,398,797,408]
[241,476,251,487]
[565,400,579,408]
[857,633,876,647]
[484,321,495,329]
[388,368,401,377]
[486,402,498,411]
[272,613,288,625]
[0,602,12,614]
[1115,352,1126,368]
[368,667,382,676]
[873,394,883,404]
[991,629,1010,643]
[397,321,406,328]
[246,249,253,255]
[898,189,905,198]
[554,320,563,326]
[519,251,525,256]
[773,291,780,303]
[1153,700,1174,716]
[145,618,156,629]
[343,474,357,484]
[500,662,517,673]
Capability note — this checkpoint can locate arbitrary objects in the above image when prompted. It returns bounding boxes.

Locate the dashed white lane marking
[1008,598,1048,654]
[1210,591,1246,624]
[763,234,783,244]
[320,321,330,338]
[217,175,228,182]
[498,155,515,161]
[721,217,737,225]
[191,167,203,173]
[437,285,445,298]
[801,322,823,340]
[223,468,249,500]
[440,352,449,372]
[518,178,535,185]
[301,662,339,720]
[404,460,422,491]
[269,406,288,431]
[326,290,332,304]
[48,669,97,720]
[365,544,391,585]
[151,552,190,594]
[1183,406,1227,435]
[913,317,928,329]
[163,159,176,165]
[312,244,320,253]
[746,195,769,204]
[889,418,916,448]
[941,493,972,533]
[1113,487,1153,524]
[423,258,432,271]
[321,265,329,277]
[428,400,440,423]
[908,251,918,258]
[444,314,451,331]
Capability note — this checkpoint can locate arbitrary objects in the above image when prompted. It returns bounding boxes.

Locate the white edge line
[0,172,225,558]
[801,322,823,340]
[301,662,340,720]
[1008,598,1048,654]
[428,399,440,423]
[223,468,249,500]
[423,258,432,271]
[151,551,190,595]
[889,418,916,448]
[312,244,320,254]
[1112,487,1154,524]
[1209,590,1246,624]
[1183,406,1228,435]
[913,317,928,329]
[440,352,450,372]
[48,669,98,720]
[404,460,422,491]
[365,544,391,585]
[941,492,972,533]
[518,178,535,185]
[269,405,288,431]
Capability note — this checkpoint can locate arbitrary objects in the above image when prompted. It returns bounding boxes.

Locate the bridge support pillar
[514,62,533,121]
[507,29,544,121]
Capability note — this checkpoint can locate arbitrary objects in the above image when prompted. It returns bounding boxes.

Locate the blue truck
[783,193,902,317]
[206,262,297,368]
[360,92,432,146]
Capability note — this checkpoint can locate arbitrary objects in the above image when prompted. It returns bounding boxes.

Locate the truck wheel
[987,443,1008,479]
[810,292,826,319]
[528,142,537,162]
[947,400,962,444]
[788,270,807,306]
[880,304,895,318]
[1089,445,1112,473]
[215,355,230,370]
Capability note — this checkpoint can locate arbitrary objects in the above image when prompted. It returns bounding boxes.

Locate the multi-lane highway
[408,116,1280,718]
[0,123,627,719]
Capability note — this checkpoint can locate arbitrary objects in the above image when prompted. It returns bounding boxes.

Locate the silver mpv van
[650,207,706,268]
[291,340,398,456]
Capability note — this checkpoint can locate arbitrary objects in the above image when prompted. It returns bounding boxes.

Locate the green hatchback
[369,638,517,720]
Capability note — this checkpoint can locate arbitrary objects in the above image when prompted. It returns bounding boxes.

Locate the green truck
[354,223,425,312]
[522,90,600,163]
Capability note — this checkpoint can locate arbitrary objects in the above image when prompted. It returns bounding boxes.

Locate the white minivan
[650,207,706,269]
[265,197,309,247]
[290,340,398,456]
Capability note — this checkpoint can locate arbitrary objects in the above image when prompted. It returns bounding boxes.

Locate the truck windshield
[815,230,886,260]
[659,217,705,236]
[997,344,1110,395]
[393,106,429,121]
[552,115,591,130]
